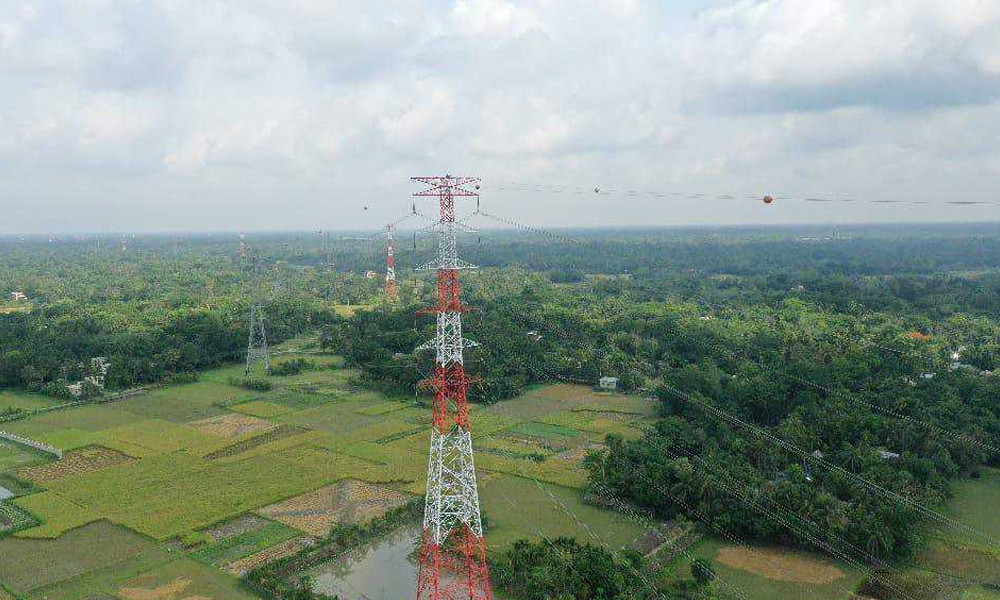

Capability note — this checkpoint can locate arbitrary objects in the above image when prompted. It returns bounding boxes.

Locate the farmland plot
[17,446,132,484]
[258,479,411,536]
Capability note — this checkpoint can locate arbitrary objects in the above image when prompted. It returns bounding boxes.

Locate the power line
[485,180,1000,209]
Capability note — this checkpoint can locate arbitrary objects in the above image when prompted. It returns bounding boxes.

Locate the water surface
[310,524,421,600]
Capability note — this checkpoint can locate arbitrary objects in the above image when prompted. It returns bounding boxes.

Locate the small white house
[10,291,27,302]
[364,270,379,279]
[598,376,619,391]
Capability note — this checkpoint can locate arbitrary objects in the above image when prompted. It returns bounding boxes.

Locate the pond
[309,524,421,600]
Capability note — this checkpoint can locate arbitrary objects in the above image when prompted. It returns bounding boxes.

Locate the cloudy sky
[1,0,999,233]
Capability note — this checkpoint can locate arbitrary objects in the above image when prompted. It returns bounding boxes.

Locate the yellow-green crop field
[0,348,675,599]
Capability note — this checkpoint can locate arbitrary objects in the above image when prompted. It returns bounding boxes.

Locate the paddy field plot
[0,520,155,593]
[224,535,314,576]
[2,403,146,439]
[258,479,411,536]
[189,413,275,438]
[0,390,62,413]
[201,513,272,543]
[37,446,382,540]
[114,382,256,422]
[97,419,221,458]
[17,446,132,485]
[0,439,48,472]
[191,518,301,568]
[229,399,294,418]
[202,424,309,460]
[0,501,38,536]
[115,557,259,600]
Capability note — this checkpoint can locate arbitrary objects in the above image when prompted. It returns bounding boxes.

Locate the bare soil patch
[188,414,274,439]
[258,479,410,537]
[17,446,132,484]
[716,546,845,584]
[118,576,211,600]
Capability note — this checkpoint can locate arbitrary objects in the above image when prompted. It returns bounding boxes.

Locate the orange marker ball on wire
[763,195,774,205]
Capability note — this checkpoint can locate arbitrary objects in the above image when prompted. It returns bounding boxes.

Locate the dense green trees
[491,537,649,600]
[3,225,1000,571]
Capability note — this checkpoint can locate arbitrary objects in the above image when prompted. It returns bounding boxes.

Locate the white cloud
[0,0,998,233]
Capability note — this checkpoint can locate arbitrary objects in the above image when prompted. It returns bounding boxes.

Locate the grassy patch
[116,555,260,600]
[29,547,176,600]
[480,474,644,551]
[13,491,98,538]
[0,520,153,592]
[0,390,62,413]
[33,427,105,451]
[115,382,255,422]
[962,587,1000,599]
[917,538,1000,585]
[266,388,341,411]
[509,420,583,441]
[355,401,411,416]
[0,439,49,471]
[675,537,864,600]
[3,404,144,437]
[229,400,294,418]
[275,401,379,435]
[943,469,1000,547]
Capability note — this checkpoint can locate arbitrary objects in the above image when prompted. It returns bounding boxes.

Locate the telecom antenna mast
[245,253,271,376]
[413,175,492,600]
[238,234,248,262]
[385,224,399,301]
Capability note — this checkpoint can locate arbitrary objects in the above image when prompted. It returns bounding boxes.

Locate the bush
[164,372,201,385]
[180,530,211,549]
[229,377,273,392]
[271,358,315,377]
[0,406,28,422]
[41,380,73,400]
[691,558,715,586]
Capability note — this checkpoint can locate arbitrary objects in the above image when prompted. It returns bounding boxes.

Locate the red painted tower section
[413,175,493,600]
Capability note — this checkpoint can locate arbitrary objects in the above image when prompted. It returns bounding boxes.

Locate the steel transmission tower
[413,175,492,600]
[385,224,399,301]
[245,253,271,376]
[238,233,248,263]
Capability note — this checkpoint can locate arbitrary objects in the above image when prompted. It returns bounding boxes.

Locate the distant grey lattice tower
[246,302,270,376]
[245,253,271,376]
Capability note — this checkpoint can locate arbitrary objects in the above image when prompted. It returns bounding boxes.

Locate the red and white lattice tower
[413,175,492,600]
[385,224,399,301]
